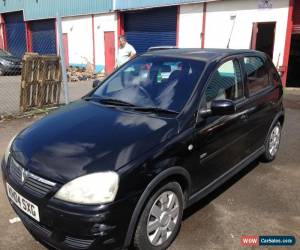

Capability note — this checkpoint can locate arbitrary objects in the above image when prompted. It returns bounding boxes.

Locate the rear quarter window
[268,63,282,86]
[244,56,269,96]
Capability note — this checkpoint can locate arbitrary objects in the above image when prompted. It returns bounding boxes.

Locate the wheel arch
[123,166,192,248]
[278,113,285,127]
[265,111,284,145]
[271,111,285,129]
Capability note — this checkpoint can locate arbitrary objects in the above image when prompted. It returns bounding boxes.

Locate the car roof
[143,48,266,62]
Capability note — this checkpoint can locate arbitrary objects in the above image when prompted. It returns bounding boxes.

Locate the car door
[241,55,279,154]
[189,57,251,194]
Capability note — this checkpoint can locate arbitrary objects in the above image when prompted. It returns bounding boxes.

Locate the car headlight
[54,172,119,204]
[4,135,17,164]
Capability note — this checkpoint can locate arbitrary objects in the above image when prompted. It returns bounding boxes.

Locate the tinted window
[205,59,243,105]
[268,63,281,86]
[93,56,205,112]
[244,56,269,95]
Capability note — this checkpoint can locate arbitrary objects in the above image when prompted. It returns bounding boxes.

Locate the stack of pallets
[20,53,62,112]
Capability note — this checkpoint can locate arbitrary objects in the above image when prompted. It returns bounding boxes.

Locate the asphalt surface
[0,90,299,250]
[0,75,93,115]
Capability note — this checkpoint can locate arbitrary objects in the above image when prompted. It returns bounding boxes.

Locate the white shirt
[117,43,136,67]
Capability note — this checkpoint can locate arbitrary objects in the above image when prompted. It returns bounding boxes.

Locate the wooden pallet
[20,53,62,112]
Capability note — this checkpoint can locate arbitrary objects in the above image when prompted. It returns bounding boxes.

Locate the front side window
[244,56,269,95]
[205,59,243,105]
[93,56,206,112]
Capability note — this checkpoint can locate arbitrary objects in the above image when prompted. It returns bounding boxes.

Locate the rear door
[190,57,250,193]
[241,55,278,154]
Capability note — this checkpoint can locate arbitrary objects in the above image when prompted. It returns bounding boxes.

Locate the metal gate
[124,7,177,54]
[31,19,57,55]
[3,11,26,58]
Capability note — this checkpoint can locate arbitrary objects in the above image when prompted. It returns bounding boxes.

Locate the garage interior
[251,22,276,60]
[286,34,300,87]
[286,0,300,88]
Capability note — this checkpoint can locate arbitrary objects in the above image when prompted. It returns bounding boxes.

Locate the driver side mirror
[200,99,236,118]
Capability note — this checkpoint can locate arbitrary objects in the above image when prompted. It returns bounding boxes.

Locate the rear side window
[244,56,269,96]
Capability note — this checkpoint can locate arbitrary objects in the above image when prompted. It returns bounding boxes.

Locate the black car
[0,49,22,75]
[2,49,284,250]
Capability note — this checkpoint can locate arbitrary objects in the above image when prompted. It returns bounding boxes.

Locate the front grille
[10,61,21,66]
[13,203,95,249]
[12,203,51,238]
[64,236,94,249]
[9,157,56,198]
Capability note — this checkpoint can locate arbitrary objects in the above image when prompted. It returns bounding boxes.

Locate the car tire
[261,122,282,162]
[133,182,184,250]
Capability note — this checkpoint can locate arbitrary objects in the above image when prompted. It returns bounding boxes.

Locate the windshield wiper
[83,96,178,114]
[84,96,135,107]
[133,106,179,115]
[83,96,101,101]
[99,98,136,107]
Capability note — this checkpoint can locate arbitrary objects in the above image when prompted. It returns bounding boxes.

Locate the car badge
[21,168,29,183]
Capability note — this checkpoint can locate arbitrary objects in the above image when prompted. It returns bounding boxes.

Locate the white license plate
[6,183,40,222]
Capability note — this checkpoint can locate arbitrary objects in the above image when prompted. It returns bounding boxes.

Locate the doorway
[251,22,276,59]
[62,33,69,67]
[286,34,300,87]
[104,31,115,74]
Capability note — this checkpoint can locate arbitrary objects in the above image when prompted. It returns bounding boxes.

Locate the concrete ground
[0,75,92,115]
[0,91,299,250]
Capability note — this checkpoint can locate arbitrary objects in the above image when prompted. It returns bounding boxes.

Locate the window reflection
[93,56,206,112]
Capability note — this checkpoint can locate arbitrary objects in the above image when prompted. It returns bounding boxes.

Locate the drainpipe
[176,5,180,46]
[92,14,96,70]
[201,2,207,48]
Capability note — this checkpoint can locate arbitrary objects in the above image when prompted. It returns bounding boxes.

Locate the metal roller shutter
[124,7,177,54]
[3,12,26,58]
[31,19,57,55]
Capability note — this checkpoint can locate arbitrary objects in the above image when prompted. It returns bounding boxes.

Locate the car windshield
[92,56,206,113]
[0,49,12,57]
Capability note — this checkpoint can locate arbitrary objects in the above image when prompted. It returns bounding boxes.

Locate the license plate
[6,183,40,222]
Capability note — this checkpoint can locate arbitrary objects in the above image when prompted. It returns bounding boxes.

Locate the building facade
[0,0,299,87]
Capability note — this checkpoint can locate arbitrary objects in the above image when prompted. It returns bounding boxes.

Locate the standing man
[116,35,136,68]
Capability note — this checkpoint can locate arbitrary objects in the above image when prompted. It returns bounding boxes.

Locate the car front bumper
[1,158,139,250]
[0,65,22,74]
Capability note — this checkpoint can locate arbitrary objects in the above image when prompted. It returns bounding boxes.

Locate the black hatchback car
[0,49,22,75]
[2,49,284,250]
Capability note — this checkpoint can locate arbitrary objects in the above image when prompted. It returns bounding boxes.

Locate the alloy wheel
[147,191,180,247]
[269,124,281,157]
